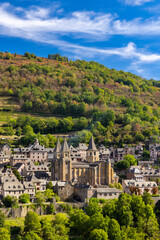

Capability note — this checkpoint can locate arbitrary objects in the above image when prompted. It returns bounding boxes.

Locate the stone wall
[1,202,85,218]
[1,205,46,218]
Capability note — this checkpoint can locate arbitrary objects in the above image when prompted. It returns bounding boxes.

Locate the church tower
[86,136,99,163]
[106,158,112,184]
[59,139,72,181]
[51,139,61,180]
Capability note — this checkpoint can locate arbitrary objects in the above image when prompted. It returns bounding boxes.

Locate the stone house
[0,143,11,163]
[122,179,157,195]
[12,139,53,165]
[55,181,122,202]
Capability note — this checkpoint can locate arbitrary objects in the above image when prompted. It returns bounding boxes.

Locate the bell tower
[86,136,99,163]
[106,158,112,185]
[59,139,72,181]
[51,139,61,180]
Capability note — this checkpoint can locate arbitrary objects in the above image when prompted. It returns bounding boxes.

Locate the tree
[41,219,55,240]
[54,213,69,225]
[0,228,10,240]
[151,187,158,195]
[44,189,54,202]
[89,213,110,232]
[121,226,145,240]
[54,223,69,236]
[35,192,46,206]
[47,203,55,214]
[24,231,41,240]
[103,199,117,218]
[0,210,5,227]
[116,193,133,227]
[46,181,53,190]
[142,191,154,206]
[23,125,34,135]
[5,52,12,60]
[123,155,137,166]
[88,229,108,240]
[19,193,30,204]
[2,195,14,207]
[69,209,90,236]
[100,110,115,127]
[115,160,130,170]
[108,219,121,240]
[24,211,41,232]
[85,201,102,216]
[131,195,145,223]
[142,150,150,161]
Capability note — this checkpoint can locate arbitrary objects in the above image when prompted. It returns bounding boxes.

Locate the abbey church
[51,136,118,186]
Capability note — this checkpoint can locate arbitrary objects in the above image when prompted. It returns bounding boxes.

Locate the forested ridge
[0,51,160,146]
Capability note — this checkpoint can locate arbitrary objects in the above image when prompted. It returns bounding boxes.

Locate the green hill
[0,51,160,147]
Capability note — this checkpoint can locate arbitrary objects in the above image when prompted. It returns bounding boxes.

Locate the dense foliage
[0,52,160,146]
[1,193,160,239]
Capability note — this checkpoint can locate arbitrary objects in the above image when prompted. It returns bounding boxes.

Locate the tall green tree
[24,211,41,232]
[88,229,108,240]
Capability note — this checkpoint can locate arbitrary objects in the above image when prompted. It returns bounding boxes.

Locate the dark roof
[88,136,97,151]
[54,139,61,153]
[13,163,24,169]
[34,171,50,179]
[0,143,11,150]
[60,139,70,152]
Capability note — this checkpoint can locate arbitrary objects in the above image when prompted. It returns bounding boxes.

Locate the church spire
[60,139,70,152]
[54,139,61,153]
[88,136,97,151]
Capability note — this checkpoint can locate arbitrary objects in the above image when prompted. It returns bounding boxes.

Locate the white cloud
[121,0,153,6]
[0,2,160,77]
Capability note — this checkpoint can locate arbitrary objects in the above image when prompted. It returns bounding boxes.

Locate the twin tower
[51,136,115,186]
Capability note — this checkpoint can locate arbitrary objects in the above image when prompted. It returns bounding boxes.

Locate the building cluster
[123,165,158,195]
[0,137,159,202]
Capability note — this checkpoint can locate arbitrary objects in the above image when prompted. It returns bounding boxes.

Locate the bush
[2,196,14,207]
[19,194,30,204]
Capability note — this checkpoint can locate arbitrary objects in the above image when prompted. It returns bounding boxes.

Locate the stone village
[0,136,160,203]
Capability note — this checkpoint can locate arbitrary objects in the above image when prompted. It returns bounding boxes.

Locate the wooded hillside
[0,52,160,146]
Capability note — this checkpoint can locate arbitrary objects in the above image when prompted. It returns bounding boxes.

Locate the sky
[1,0,160,79]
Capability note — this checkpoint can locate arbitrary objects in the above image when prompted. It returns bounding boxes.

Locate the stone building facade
[51,136,118,186]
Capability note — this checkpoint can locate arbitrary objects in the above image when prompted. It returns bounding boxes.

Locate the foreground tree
[24,231,42,240]
[69,209,90,236]
[24,211,41,232]
[0,228,10,240]
[108,219,121,240]
[88,229,108,240]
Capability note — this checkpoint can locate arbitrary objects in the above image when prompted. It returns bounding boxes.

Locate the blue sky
[1,0,160,79]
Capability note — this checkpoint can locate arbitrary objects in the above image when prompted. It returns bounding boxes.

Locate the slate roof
[60,139,70,152]
[54,139,61,153]
[87,136,97,151]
